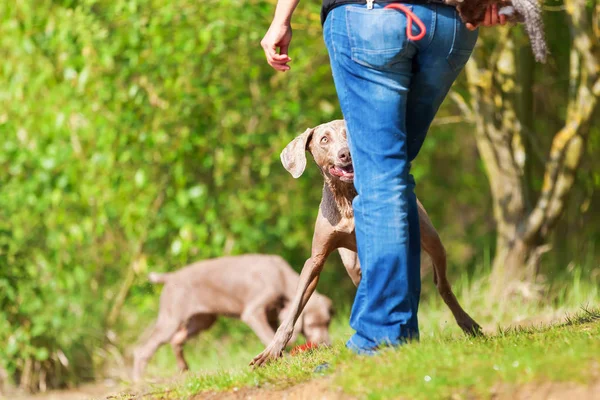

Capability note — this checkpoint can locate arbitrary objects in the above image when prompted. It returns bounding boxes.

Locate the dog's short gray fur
[251,120,482,367]
[132,254,332,381]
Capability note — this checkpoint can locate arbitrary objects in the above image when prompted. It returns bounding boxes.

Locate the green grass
[138,264,600,380]
[334,308,600,399]
[124,272,600,400]
[131,308,600,400]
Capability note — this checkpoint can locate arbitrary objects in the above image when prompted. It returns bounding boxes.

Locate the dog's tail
[148,271,170,284]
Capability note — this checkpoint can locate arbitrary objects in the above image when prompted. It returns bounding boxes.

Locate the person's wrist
[271,15,292,27]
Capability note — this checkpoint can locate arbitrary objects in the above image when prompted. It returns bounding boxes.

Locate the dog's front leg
[250,255,326,367]
[338,248,361,286]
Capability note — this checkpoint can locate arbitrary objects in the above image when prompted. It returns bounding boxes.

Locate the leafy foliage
[0,0,340,390]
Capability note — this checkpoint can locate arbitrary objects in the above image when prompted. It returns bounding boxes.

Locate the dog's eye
[320,136,328,144]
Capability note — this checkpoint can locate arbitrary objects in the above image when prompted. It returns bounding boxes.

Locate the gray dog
[133,254,333,381]
[251,120,481,367]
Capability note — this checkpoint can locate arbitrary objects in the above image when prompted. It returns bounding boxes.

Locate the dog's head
[278,292,333,346]
[281,120,354,183]
[299,292,333,345]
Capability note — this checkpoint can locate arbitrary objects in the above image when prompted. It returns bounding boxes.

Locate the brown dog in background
[133,254,333,381]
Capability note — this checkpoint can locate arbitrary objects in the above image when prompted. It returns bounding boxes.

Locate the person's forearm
[272,0,300,25]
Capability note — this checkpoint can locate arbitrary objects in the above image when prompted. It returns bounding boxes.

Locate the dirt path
[5,373,598,399]
[491,380,600,400]
[5,381,125,400]
[5,378,599,400]
[195,379,600,400]
[198,378,354,400]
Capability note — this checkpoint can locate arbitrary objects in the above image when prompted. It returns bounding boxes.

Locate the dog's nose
[337,148,351,163]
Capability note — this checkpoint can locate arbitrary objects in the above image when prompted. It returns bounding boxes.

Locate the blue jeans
[323,2,478,352]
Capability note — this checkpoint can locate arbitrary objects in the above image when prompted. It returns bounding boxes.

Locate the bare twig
[106,187,166,327]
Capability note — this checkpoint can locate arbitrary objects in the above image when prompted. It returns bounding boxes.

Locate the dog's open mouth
[329,164,354,181]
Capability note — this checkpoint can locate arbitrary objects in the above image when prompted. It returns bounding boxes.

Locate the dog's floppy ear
[280,127,315,178]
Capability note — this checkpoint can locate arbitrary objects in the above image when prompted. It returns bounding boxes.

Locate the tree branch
[448,91,474,122]
[521,0,599,242]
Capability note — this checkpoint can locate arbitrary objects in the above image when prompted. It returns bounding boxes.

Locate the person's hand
[261,23,293,71]
[466,4,507,31]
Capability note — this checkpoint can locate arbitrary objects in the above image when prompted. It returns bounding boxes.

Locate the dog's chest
[332,216,356,251]
[334,217,355,235]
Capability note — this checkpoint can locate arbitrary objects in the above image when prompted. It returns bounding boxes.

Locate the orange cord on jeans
[384,4,427,41]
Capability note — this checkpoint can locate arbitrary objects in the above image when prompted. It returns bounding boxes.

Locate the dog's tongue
[330,165,354,178]
[330,166,345,177]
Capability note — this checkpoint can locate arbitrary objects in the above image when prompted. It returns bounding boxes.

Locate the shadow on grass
[495,306,600,336]
[562,306,600,326]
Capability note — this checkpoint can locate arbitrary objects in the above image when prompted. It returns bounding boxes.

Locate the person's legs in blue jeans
[323,3,478,352]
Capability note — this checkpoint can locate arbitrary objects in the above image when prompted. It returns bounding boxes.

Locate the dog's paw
[461,320,484,337]
[249,344,284,368]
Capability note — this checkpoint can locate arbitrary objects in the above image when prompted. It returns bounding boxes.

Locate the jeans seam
[422,4,436,51]
[446,8,459,69]
[330,13,373,339]
[330,11,337,60]
[344,7,353,53]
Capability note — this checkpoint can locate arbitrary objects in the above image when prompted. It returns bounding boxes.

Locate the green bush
[0,0,343,390]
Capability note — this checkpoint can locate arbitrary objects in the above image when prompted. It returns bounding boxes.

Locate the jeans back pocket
[346,6,412,71]
[446,11,478,71]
